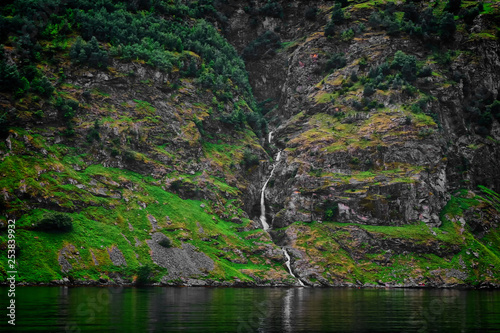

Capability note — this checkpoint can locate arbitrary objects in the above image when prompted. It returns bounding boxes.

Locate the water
[259,151,281,231]
[282,248,305,287]
[1,287,500,332]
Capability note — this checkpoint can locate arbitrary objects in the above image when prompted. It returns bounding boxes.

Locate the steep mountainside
[1,0,500,287]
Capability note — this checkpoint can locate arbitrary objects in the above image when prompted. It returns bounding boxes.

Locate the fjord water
[1,287,500,332]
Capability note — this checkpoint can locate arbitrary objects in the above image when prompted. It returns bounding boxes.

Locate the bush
[158,238,171,248]
[136,264,153,286]
[259,1,284,18]
[87,119,100,143]
[242,148,259,168]
[391,51,417,82]
[350,71,358,82]
[336,0,349,8]
[31,76,54,97]
[305,7,318,21]
[363,83,376,97]
[242,30,281,61]
[341,28,355,41]
[0,58,21,92]
[324,21,336,37]
[157,234,172,248]
[325,53,346,72]
[438,12,456,40]
[461,6,480,25]
[331,2,345,24]
[36,213,73,232]
[444,0,462,14]
[70,36,108,68]
[418,66,432,77]
[322,201,339,221]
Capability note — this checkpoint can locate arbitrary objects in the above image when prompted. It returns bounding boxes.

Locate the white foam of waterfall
[283,247,305,287]
[259,151,281,231]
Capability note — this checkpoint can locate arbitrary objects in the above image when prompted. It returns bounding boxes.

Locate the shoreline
[2,280,499,289]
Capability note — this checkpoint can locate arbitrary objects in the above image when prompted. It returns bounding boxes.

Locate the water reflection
[1,287,499,332]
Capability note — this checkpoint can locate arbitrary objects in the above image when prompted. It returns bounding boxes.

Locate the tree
[391,51,417,82]
[325,53,346,72]
[70,37,84,60]
[444,0,462,14]
[439,12,456,40]
[363,83,376,97]
[331,2,345,24]
[324,21,335,37]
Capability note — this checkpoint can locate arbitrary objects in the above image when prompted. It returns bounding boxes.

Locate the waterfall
[268,131,273,144]
[283,247,305,287]
[259,151,281,231]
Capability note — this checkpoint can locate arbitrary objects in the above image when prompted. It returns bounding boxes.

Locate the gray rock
[146,239,214,282]
[107,246,127,266]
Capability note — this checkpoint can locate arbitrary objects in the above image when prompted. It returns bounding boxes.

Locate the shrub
[403,3,419,23]
[336,0,349,8]
[324,21,336,37]
[0,57,21,92]
[331,2,345,24]
[487,100,500,120]
[36,213,73,232]
[55,97,79,120]
[305,7,318,21]
[363,83,376,97]
[418,66,432,77]
[157,235,172,248]
[70,36,108,68]
[87,119,100,143]
[341,28,355,41]
[242,148,259,168]
[136,264,153,286]
[325,53,346,72]
[259,1,284,18]
[391,51,417,82]
[31,76,54,97]
[350,71,358,82]
[444,0,462,14]
[242,30,281,61]
[461,6,480,25]
[322,200,339,221]
[438,12,456,40]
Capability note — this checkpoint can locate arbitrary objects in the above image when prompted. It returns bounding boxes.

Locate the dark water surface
[1,286,500,332]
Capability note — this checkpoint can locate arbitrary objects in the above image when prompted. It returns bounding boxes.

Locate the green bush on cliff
[242,149,259,168]
[36,213,73,232]
[324,21,336,37]
[444,0,462,14]
[135,264,153,286]
[325,53,346,72]
[242,30,281,61]
[305,7,318,21]
[330,2,345,24]
[70,36,108,68]
[259,1,284,19]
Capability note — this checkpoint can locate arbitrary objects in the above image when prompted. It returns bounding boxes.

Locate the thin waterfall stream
[283,247,305,287]
[259,150,281,231]
[259,141,305,286]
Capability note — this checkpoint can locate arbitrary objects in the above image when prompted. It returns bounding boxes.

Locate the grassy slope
[286,187,500,286]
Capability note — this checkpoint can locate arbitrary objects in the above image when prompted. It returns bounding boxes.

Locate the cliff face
[224,0,500,286]
[1,0,500,287]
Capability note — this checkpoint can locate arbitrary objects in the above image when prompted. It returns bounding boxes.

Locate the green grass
[0,164,288,283]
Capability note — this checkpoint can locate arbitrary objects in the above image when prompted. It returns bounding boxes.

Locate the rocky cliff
[1,0,500,288]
